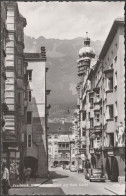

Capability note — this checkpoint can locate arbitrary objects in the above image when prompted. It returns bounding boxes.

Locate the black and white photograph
[1,1,125,195]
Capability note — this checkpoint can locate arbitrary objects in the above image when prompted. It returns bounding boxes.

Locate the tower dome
[78,32,95,58]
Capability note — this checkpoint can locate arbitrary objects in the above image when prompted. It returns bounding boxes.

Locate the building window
[90,118,94,128]
[107,77,113,90]
[59,144,61,148]
[114,101,118,117]
[95,114,100,122]
[27,70,32,81]
[54,135,58,139]
[7,23,15,30]
[95,93,100,102]
[66,144,69,148]
[17,58,22,75]
[114,56,117,63]
[108,133,114,147]
[82,129,86,136]
[17,92,21,107]
[82,111,86,121]
[90,140,93,148]
[48,135,51,139]
[106,105,114,120]
[28,90,32,102]
[110,64,113,69]
[27,134,32,148]
[48,147,51,154]
[89,95,93,107]
[17,30,23,42]
[114,71,117,87]
[88,112,90,120]
[27,111,32,124]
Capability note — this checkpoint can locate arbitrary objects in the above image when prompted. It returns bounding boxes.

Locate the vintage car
[89,168,106,182]
[70,165,77,172]
[51,165,56,168]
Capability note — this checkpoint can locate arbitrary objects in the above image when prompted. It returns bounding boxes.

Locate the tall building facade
[2,2,27,175]
[1,2,8,134]
[24,47,49,178]
[1,2,49,180]
[75,18,125,182]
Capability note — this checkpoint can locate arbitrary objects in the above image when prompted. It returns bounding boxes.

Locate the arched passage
[24,156,38,177]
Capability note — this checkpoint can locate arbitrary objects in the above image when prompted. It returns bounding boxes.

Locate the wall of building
[25,59,48,177]
[75,18,125,182]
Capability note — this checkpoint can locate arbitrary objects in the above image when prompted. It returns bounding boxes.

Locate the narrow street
[10,167,115,195]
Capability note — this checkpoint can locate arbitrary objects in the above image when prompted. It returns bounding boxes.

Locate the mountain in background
[24,35,104,121]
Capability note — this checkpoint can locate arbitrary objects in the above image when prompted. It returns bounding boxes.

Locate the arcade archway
[24,156,38,177]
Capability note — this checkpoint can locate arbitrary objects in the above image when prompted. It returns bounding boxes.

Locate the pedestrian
[34,171,38,181]
[22,167,27,183]
[27,167,31,181]
[16,163,19,181]
[2,161,11,195]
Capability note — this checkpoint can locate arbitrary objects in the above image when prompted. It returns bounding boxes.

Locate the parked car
[51,165,56,168]
[65,165,70,170]
[70,165,77,172]
[89,168,106,182]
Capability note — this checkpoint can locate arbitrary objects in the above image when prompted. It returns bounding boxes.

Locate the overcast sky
[18,1,124,41]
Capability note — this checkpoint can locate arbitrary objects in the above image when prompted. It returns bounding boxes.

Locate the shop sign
[8,147,18,151]
[107,151,114,156]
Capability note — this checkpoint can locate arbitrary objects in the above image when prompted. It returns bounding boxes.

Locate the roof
[88,17,124,80]
[99,17,124,60]
[48,122,72,134]
[24,47,46,61]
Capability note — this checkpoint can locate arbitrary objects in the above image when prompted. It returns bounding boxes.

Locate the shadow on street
[44,170,69,184]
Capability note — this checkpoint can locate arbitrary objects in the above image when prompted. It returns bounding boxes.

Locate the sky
[18,1,125,41]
